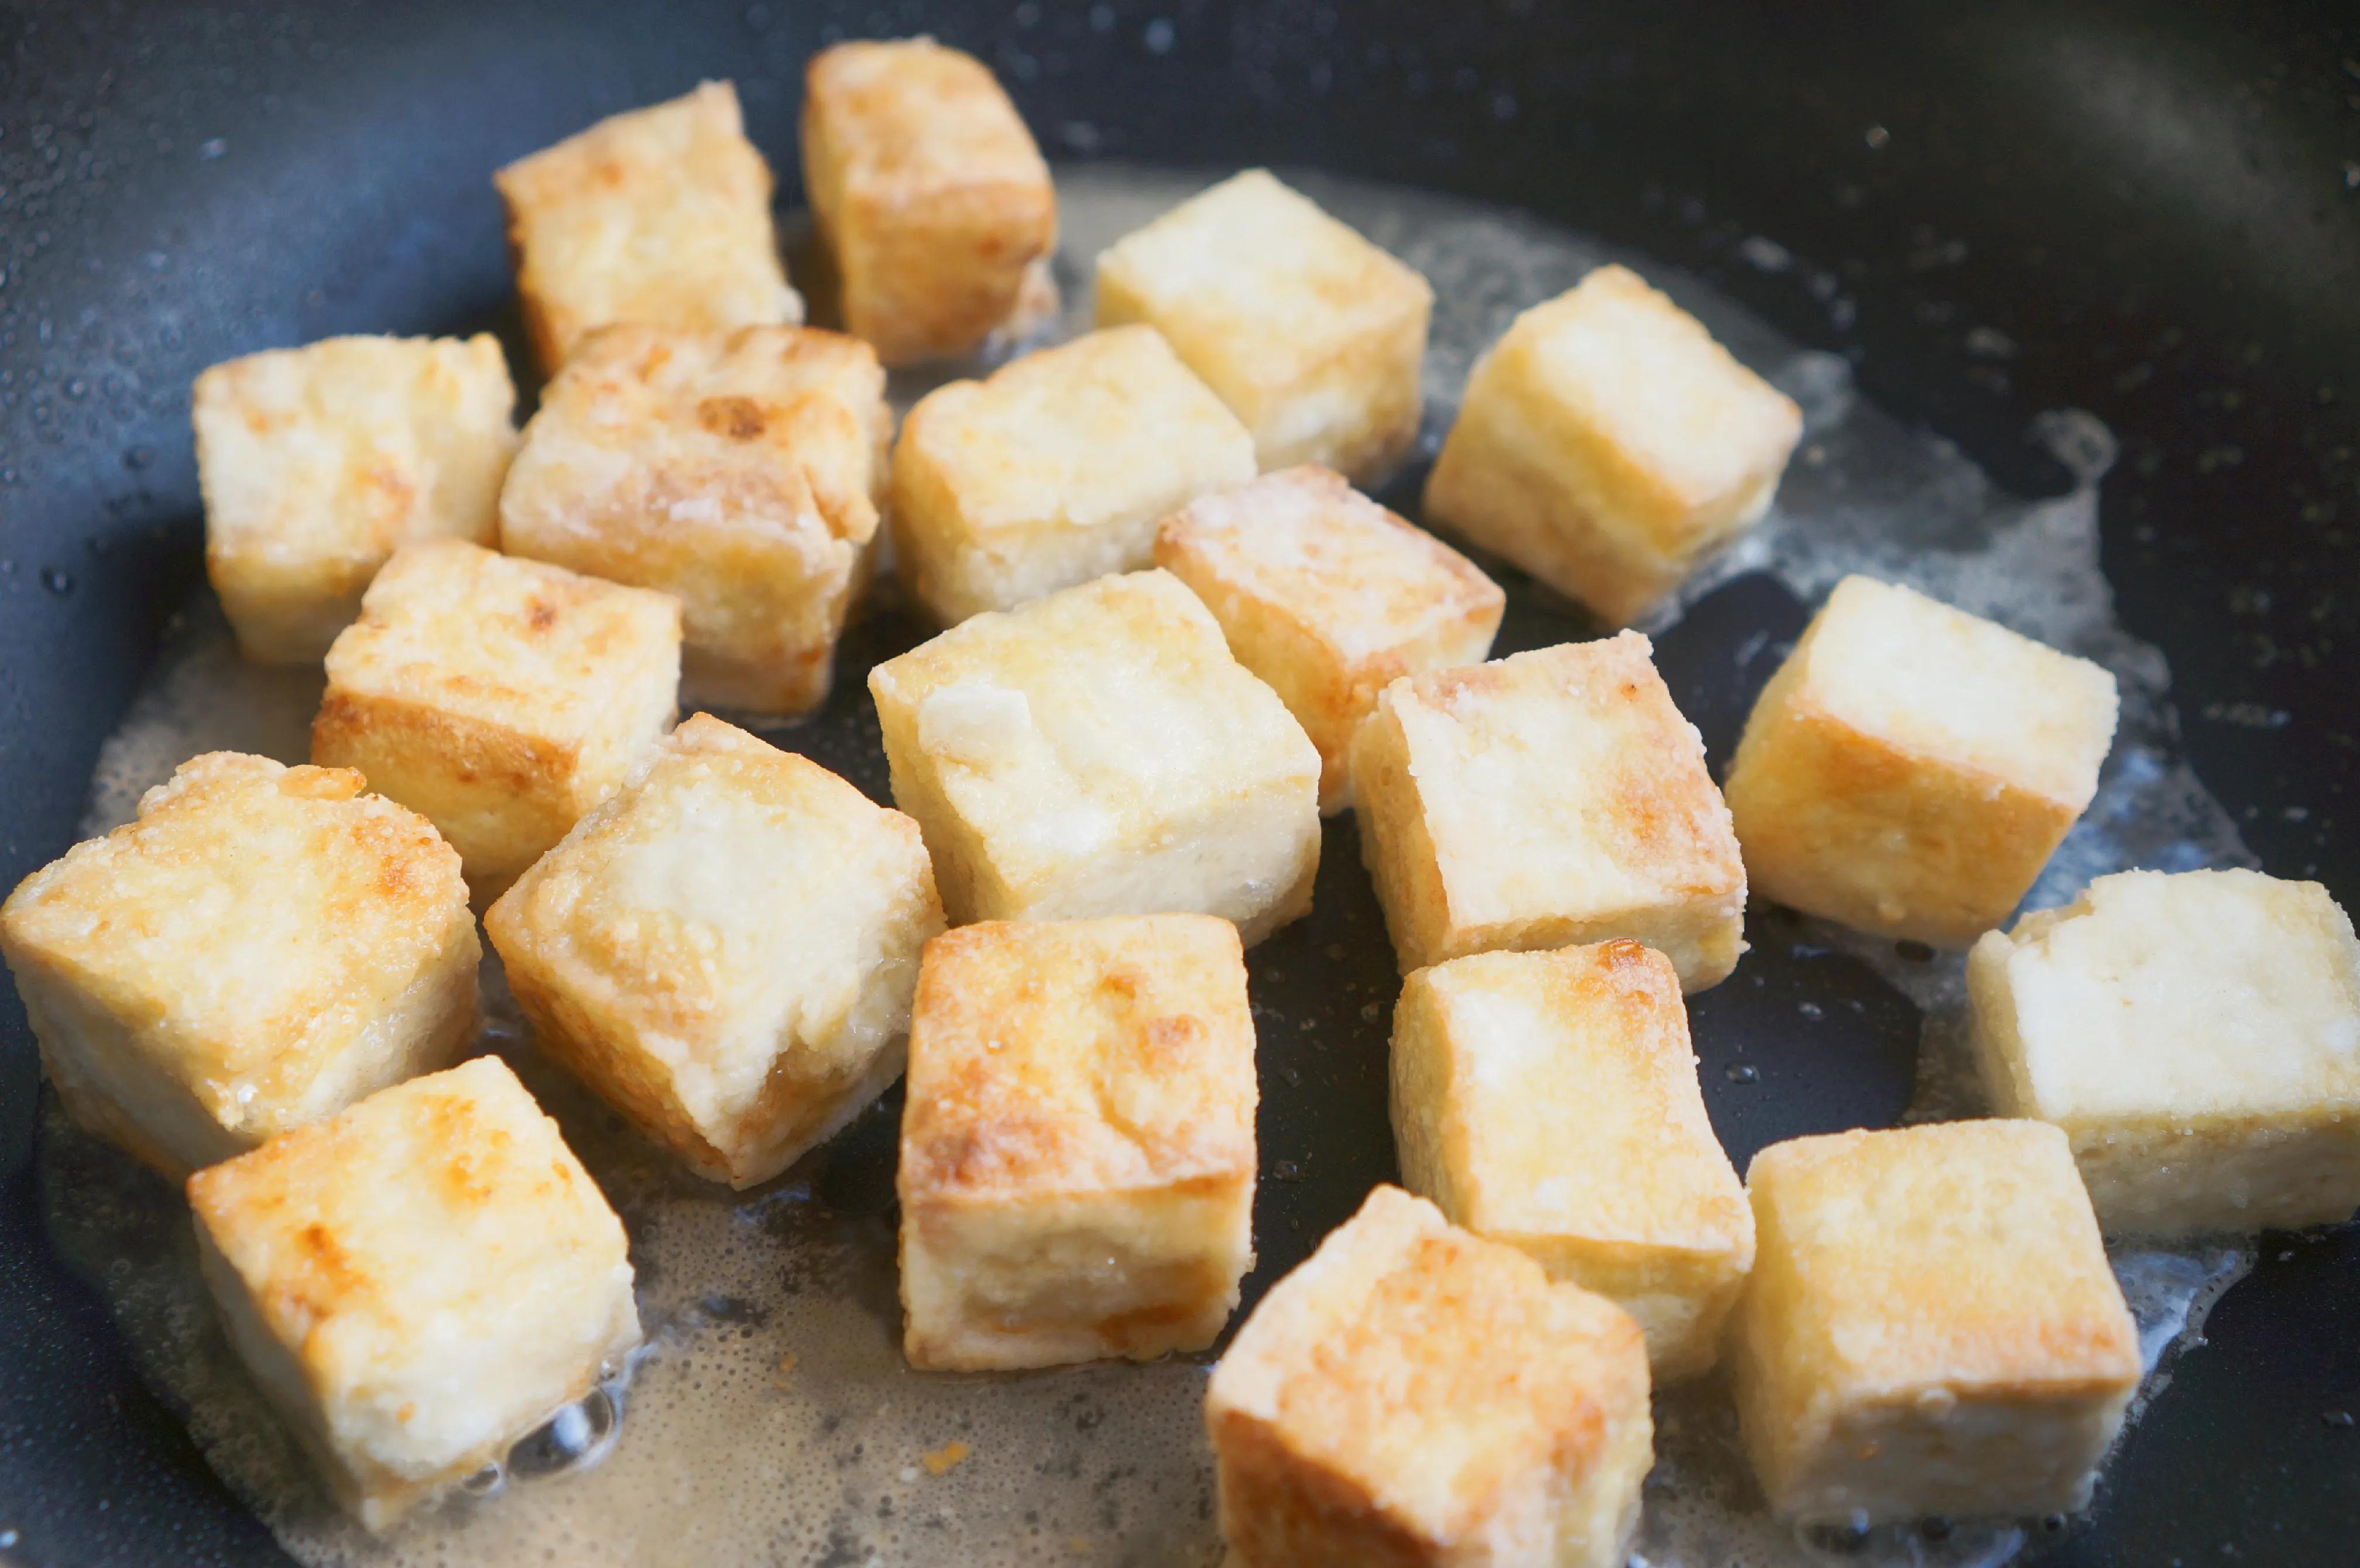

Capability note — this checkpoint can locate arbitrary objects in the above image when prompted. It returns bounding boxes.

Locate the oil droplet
[2324,1410,2355,1429]
[42,567,73,594]
[1725,1063,1761,1084]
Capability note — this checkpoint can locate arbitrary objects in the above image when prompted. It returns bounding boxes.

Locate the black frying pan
[3,1,2356,1563]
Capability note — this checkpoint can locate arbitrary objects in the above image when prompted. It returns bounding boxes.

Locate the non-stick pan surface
[2,2,2356,1563]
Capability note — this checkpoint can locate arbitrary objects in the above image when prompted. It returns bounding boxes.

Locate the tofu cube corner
[311,538,681,906]
[868,569,1321,943]
[1729,1121,2141,1525]
[1724,574,2119,946]
[1422,264,1801,626]
[1970,867,2360,1237]
[194,333,517,663]
[1350,631,1747,984]
[186,1056,639,1532]
[1206,1184,1653,1568]
[897,914,1258,1370]
[1096,169,1433,484]
[487,713,945,1189]
[0,751,478,1179]
[802,37,1057,366]
[498,322,889,716]
[1154,465,1504,814]
[1390,941,1752,1380]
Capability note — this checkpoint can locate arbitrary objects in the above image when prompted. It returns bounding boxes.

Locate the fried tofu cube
[868,569,1320,942]
[1968,869,2360,1237]
[494,81,801,375]
[1390,942,1752,1381]
[0,753,477,1179]
[1730,1121,2141,1525]
[312,540,681,905]
[195,334,517,663]
[498,323,887,716]
[1422,265,1802,626]
[889,325,1257,624]
[487,715,944,1188]
[801,38,1057,366]
[1207,1185,1652,1568]
[897,914,1257,1370]
[186,1056,639,1532]
[1724,575,2120,947]
[1154,465,1504,814]
[1095,169,1433,483]
[1350,631,1747,984]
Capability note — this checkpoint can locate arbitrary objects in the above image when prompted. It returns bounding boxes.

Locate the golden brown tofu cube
[187,1056,640,1532]
[494,81,801,374]
[1390,942,1753,1381]
[801,38,1057,366]
[1206,1185,1653,1568]
[1724,575,2120,946]
[1154,464,1503,813]
[194,334,517,663]
[0,752,478,1180]
[889,324,1257,624]
[487,714,944,1188]
[1729,1121,2141,1525]
[311,539,681,905]
[498,322,888,716]
[1970,868,2360,1237]
[1423,265,1802,625]
[1096,169,1433,483]
[1350,632,1747,984]
[897,914,1257,1370]
[867,569,1322,943]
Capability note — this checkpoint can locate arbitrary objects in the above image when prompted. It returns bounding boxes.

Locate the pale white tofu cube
[1095,169,1432,483]
[194,334,517,663]
[889,325,1257,624]
[0,752,478,1179]
[1206,1185,1652,1568]
[1350,631,1747,984]
[1969,868,2360,1236]
[867,569,1321,943]
[486,714,944,1188]
[1423,265,1802,625]
[1154,464,1504,814]
[186,1056,640,1532]
[897,914,1257,1370]
[312,539,681,905]
[497,322,888,716]
[493,81,801,375]
[1390,941,1753,1381]
[1729,1121,2141,1525]
[801,37,1057,366]
[1725,575,2120,946]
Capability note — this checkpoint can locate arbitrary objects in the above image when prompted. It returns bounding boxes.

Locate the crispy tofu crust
[0,752,478,1179]
[1207,1185,1653,1567]
[1350,632,1746,984]
[194,333,517,663]
[1155,465,1503,813]
[186,1056,640,1532]
[1725,575,2119,946]
[802,38,1056,366]
[1730,1121,2141,1525]
[1969,867,2360,1236]
[486,713,944,1189]
[867,569,1321,943]
[312,538,681,905]
[494,81,801,373]
[1390,942,1753,1380]
[1096,170,1433,483]
[897,914,1257,1370]
[498,322,887,715]
[889,325,1257,624]
[1422,265,1801,626]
